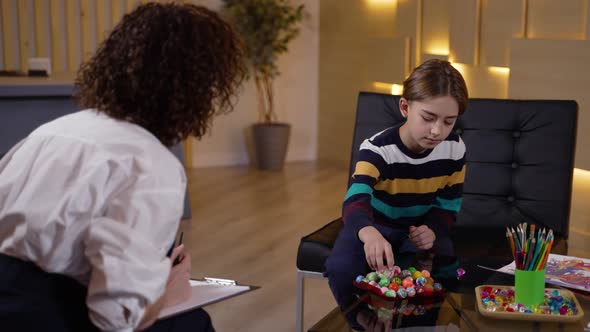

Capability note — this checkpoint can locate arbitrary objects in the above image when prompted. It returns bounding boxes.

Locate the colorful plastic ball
[367,272,378,281]
[380,286,389,294]
[402,277,414,288]
[412,271,422,280]
[379,277,390,287]
[392,277,402,285]
[388,282,399,291]
[406,287,416,297]
[355,275,364,283]
[415,276,426,287]
[421,270,431,278]
[433,283,443,291]
[391,266,402,275]
[401,270,412,278]
[422,285,434,296]
[408,267,417,274]
[385,290,396,298]
[397,288,408,298]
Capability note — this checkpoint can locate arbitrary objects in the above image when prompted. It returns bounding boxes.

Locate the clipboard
[157,277,259,319]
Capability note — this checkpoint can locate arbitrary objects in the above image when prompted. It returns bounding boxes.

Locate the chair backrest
[348,92,577,238]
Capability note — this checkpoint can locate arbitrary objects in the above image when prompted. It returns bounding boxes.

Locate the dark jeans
[324,223,454,309]
[0,254,214,332]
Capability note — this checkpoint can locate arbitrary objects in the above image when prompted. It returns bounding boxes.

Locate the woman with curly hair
[0,3,244,332]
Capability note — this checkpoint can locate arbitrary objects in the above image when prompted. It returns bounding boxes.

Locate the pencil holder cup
[514,269,546,307]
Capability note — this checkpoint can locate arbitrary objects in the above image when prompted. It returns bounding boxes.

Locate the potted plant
[222,0,305,170]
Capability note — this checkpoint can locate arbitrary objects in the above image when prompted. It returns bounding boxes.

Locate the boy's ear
[399,98,409,118]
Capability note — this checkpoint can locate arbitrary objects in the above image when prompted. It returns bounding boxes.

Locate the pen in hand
[173,231,184,266]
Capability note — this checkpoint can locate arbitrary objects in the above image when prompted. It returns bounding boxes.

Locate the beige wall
[191,0,319,167]
[319,0,590,242]
[319,0,401,165]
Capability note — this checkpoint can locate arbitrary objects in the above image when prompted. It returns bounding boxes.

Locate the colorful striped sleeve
[423,150,466,237]
[342,138,386,236]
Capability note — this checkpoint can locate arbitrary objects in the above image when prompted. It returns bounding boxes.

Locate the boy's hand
[408,225,436,250]
[358,226,394,271]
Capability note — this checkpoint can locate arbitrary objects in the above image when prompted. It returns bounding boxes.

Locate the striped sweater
[343,124,466,237]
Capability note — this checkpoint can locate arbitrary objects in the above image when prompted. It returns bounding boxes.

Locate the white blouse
[0,109,187,332]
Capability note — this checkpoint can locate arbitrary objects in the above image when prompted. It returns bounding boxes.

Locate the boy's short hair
[74,3,246,146]
[402,59,469,115]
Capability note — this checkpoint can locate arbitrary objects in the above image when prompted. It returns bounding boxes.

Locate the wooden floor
[179,161,590,332]
[181,162,348,332]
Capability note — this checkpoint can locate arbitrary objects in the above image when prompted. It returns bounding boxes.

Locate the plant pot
[252,123,291,171]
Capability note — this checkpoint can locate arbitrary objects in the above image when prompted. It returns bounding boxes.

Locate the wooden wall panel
[65,0,80,71]
[509,38,590,169]
[0,0,116,72]
[320,0,399,166]
[449,0,480,65]
[479,0,524,67]
[527,0,585,40]
[33,0,48,58]
[395,0,421,72]
[17,0,29,71]
[365,37,409,84]
[80,0,93,62]
[111,0,124,28]
[0,0,15,70]
[96,0,108,43]
[421,0,449,56]
[125,0,138,13]
[50,0,64,72]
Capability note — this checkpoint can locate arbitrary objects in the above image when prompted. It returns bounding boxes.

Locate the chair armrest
[296,218,343,272]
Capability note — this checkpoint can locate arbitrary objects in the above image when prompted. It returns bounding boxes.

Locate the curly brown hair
[74,3,246,146]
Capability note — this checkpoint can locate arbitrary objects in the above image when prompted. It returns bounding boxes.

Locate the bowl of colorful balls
[354,266,445,302]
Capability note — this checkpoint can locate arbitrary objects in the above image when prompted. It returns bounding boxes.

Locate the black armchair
[295,92,577,331]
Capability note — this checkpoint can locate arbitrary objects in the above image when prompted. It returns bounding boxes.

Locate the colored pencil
[506,223,554,271]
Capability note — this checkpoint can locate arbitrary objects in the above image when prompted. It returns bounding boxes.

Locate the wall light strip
[372,82,404,95]
[488,66,510,74]
[574,168,590,180]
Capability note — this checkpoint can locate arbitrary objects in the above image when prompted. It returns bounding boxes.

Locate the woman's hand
[163,244,192,307]
[408,225,436,250]
[137,244,192,330]
[358,226,394,272]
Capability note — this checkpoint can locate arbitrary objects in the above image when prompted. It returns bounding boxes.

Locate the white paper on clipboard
[157,278,257,319]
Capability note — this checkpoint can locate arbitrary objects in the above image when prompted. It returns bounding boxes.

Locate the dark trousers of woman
[324,223,454,310]
[0,254,214,332]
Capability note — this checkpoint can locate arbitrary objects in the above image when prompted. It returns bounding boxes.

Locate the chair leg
[296,270,305,332]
